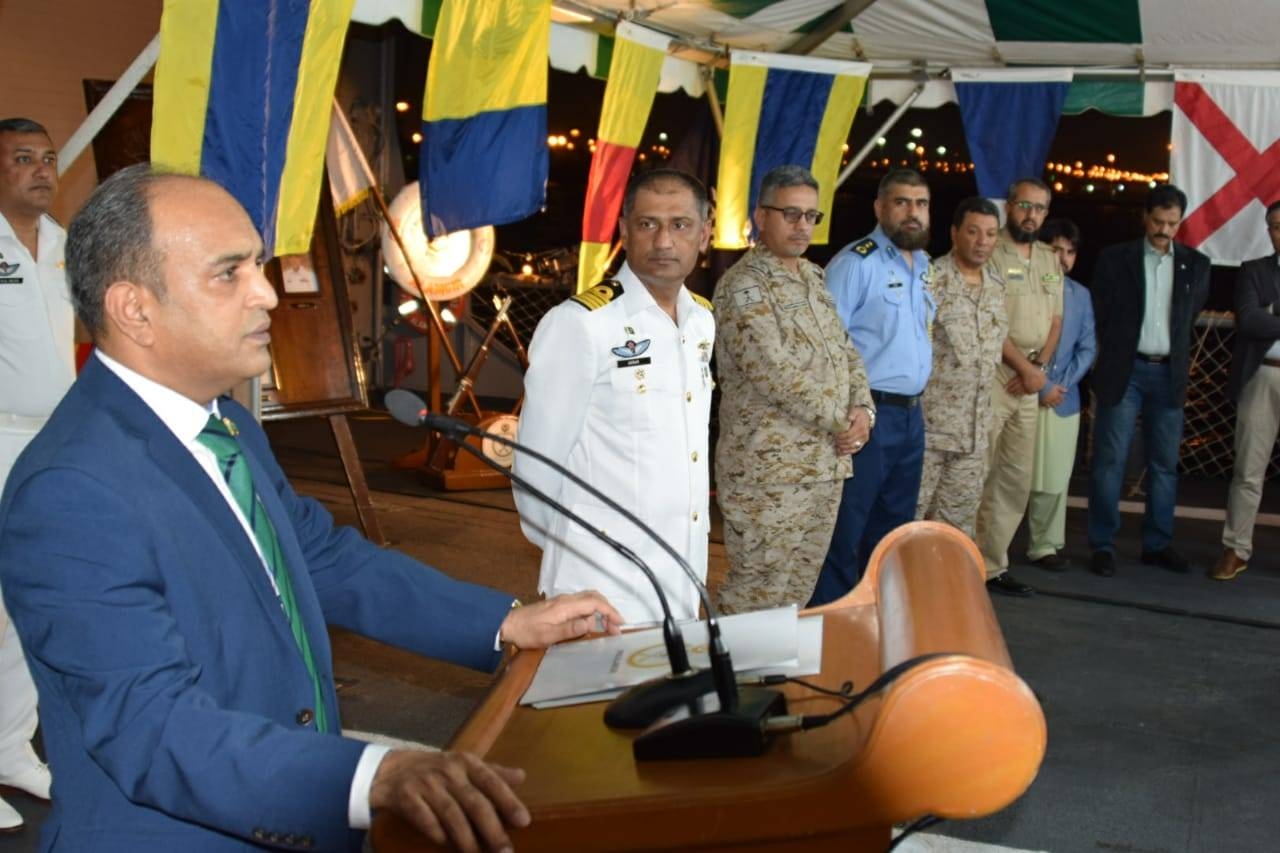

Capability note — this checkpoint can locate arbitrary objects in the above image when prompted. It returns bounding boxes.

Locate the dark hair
[877,168,927,199]
[1006,177,1052,202]
[621,168,710,220]
[1040,218,1081,249]
[66,164,178,336]
[758,164,818,206]
[951,196,1000,229]
[1146,184,1188,215]
[1267,200,1280,219]
[0,117,50,137]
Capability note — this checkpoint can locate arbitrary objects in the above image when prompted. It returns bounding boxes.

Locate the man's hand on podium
[500,590,624,650]
[370,750,529,852]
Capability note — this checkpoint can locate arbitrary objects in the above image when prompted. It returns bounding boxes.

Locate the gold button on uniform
[691,451,698,462]
[692,511,699,522]
[685,391,693,402]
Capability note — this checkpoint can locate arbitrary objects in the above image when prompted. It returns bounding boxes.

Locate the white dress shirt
[0,211,74,418]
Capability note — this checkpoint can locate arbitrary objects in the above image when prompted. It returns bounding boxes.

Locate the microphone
[384,390,786,759]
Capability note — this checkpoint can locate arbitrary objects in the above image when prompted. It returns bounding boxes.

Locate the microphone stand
[385,391,787,759]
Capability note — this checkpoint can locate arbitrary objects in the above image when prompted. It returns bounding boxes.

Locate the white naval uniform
[514,262,715,623]
[0,210,74,775]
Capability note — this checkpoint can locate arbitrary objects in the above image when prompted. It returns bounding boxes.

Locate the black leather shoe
[987,573,1034,597]
[1141,548,1191,573]
[1031,552,1069,571]
[1090,550,1116,577]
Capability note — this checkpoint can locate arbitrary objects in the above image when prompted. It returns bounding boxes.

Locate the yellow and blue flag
[420,0,550,237]
[151,0,354,257]
[715,51,870,250]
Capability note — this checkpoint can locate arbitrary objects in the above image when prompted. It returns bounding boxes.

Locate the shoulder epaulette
[570,279,623,310]
[852,237,877,257]
[691,292,713,312]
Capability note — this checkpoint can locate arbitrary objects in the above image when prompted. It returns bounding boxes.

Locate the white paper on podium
[520,605,807,708]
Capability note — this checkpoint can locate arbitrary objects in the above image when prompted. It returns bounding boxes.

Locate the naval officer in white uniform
[515,169,715,623]
[0,117,67,832]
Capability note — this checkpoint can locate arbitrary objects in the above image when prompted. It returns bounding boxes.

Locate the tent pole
[702,64,725,138]
[783,0,881,56]
[834,83,923,190]
[58,33,161,176]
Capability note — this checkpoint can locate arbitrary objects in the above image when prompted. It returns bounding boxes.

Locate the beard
[1008,219,1039,244]
[884,219,929,252]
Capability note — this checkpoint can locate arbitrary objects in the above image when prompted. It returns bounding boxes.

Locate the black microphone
[385,390,786,759]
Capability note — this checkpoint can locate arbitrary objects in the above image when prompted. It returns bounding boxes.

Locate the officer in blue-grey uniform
[810,168,935,604]
[515,169,715,625]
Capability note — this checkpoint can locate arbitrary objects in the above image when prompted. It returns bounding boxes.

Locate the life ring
[382,181,495,303]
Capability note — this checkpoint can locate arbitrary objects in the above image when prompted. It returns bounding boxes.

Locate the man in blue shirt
[1026,219,1096,568]
[810,169,935,604]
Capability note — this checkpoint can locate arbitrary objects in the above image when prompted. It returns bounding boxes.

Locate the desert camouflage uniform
[916,253,1008,537]
[713,244,872,613]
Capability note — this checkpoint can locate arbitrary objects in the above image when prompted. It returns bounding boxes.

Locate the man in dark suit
[1087,184,1211,577]
[1211,201,1280,581]
[0,165,622,852]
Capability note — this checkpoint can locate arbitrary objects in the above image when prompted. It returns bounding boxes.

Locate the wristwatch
[860,403,877,430]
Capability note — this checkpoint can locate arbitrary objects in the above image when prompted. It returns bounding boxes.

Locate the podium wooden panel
[372,522,1046,851]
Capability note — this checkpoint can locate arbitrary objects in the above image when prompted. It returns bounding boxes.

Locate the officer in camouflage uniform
[917,198,1008,538]
[714,165,873,614]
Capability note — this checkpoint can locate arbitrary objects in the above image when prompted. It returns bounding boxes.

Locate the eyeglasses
[1014,200,1049,213]
[761,205,825,225]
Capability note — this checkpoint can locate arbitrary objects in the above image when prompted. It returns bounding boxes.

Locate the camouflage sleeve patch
[853,237,877,256]
[569,279,624,310]
[733,285,765,309]
[691,291,714,312]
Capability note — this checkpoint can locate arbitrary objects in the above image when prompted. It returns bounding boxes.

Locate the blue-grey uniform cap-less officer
[811,169,936,605]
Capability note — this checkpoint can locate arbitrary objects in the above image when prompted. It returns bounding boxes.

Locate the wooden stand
[371,522,1047,851]
[328,414,386,546]
[422,412,519,491]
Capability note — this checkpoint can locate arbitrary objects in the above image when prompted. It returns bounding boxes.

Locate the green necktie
[197,414,328,733]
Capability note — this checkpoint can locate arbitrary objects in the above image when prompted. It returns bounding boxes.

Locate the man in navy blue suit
[0,165,622,852]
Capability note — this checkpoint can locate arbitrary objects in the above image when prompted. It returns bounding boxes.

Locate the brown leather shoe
[1209,549,1247,581]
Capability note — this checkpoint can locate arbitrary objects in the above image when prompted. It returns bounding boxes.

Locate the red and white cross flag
[1172,70,1280,266]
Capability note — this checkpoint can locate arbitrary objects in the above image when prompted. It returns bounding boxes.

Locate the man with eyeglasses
[974,178,1064,597]
[809,168,936,605]
[712,165,873,613]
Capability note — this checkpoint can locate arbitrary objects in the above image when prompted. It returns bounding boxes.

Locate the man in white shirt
[0,117,70,832]
[515,169,715,623]
[0,164,622,851]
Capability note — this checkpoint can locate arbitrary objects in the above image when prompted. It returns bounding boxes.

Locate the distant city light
[395,101,411,113]
[910,127,923,138]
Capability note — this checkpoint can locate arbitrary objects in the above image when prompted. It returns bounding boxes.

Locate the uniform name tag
[887,281,903,288]
[617,357,651,368]
[0,277,23,285]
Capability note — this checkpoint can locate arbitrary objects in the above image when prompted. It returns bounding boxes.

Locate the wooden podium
[371,522,1047,851]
